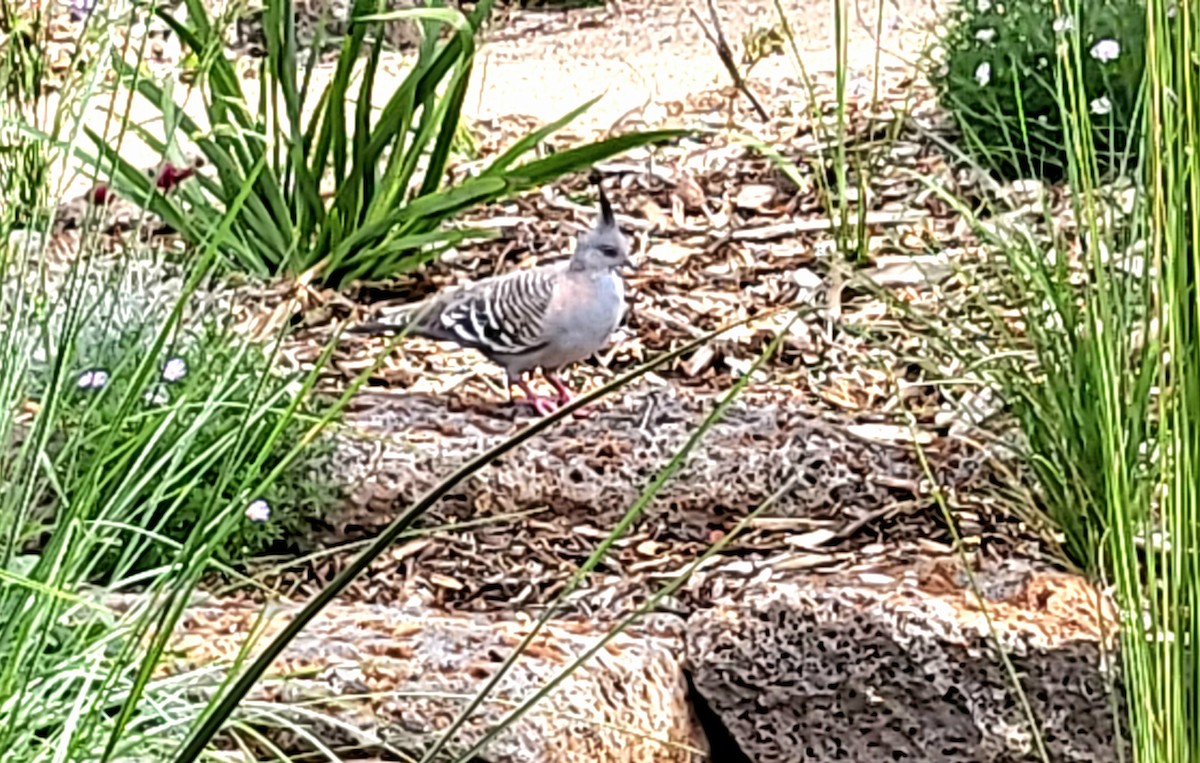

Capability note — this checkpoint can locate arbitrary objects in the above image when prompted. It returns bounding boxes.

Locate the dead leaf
[646,241,692,265]
[734,184,777,211]
[846,423,934,445]
[674,174,706,211]
[783,529,837,549]
[863,254,953,287]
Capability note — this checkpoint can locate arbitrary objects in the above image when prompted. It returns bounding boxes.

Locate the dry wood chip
[863,254,955,287]
[858,571,898,586]
[783,529,838,549]
[846,423,935,445]
[645,241,694,265]
[764,553,844,572]
[572,525,608,539]
[635,540,663,557]
[680,345,716,378]
[734,184,778,211]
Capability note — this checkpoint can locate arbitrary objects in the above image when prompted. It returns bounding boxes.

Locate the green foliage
[913,1,1200,757]
[1121,2,1199,758]
[0,259,340,761]
[29,321,340,576]
[83,0,681,288]
[0,1,50,225]
[958,201,1151,572]
[2,236,346,759]
[0,1,46,107]
[929,0,1145,181]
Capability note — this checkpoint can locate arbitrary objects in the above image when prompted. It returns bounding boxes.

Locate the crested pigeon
[351,180,636,415]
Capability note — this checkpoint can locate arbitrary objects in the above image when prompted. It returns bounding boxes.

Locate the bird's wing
[416,267,559,357]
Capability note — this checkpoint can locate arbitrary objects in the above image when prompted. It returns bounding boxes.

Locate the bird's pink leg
[544,371,592,419]
[544,372,573,406]
[512,377,558,417]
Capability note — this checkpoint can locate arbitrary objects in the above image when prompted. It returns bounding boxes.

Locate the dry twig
[689,0,770,122]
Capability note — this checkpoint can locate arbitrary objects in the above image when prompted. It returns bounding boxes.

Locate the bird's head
[569,179,636,273]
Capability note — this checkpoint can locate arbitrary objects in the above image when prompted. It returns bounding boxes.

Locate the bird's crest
[571,170,634,272]
[590,170,615,229]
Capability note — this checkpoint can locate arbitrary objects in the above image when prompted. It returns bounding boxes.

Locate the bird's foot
[513,378,559,417]
[544,373,592,419]
[545,373,572,405]
[527,396,560,417]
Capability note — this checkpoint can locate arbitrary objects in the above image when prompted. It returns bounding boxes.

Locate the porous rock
[152,597,706,762]
[685,556,1123,762]
[332,390,988,531]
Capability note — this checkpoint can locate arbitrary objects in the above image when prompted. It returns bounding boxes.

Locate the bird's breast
[578,272,625,338]
[538,272,626,365]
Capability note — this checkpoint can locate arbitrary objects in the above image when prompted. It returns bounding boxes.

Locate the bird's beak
[621,255,640,272]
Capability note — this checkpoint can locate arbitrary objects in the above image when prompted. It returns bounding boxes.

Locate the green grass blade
[502,130,686,186]
[480,95,603,176]
[414,52,473,199]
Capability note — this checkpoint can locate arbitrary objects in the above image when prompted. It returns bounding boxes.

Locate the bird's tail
[347,302,427,336]
[346,320,410,336]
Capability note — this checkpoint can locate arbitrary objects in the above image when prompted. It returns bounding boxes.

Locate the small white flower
[161,357,188,383]
[1090,96,1113,115]
[975,28,996,43]
[975,61,992,87]
[814,239,837,257]
[143,386,170,407]
[1090,39,1120,63]
[245,499,271,523]
[977,0,992,11]
[1052,15,1073,34]
[77,368,109,390]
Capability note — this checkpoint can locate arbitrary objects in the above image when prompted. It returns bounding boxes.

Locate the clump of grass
[913,3,1162,578]
[25,316,341,577]
[1116,2,1199,759]
[0,1,51,226]
[0,236,346,762]
[928,0,1145,181]
[750,0,914,266]
[0,5,351,753]
[910,2,1196,761]
[743,1,1191,761]
[84,0,681,288]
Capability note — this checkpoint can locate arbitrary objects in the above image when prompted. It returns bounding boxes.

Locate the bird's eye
[599,245,619,258]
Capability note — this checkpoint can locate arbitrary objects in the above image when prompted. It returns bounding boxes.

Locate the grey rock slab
[685,556,1124,762]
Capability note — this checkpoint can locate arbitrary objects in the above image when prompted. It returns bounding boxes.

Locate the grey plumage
[352,179,635,413]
